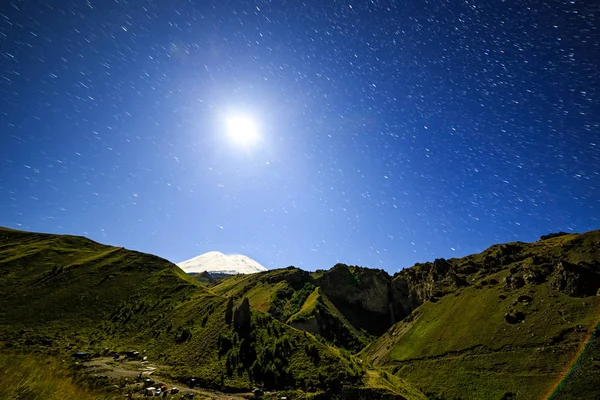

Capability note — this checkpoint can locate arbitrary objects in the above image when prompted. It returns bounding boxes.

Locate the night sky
[1,0,599,272]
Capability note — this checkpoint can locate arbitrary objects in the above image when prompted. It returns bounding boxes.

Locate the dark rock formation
[523,268,545,284]
[549,261,600,297]
[392,269,435,318]
[265,266,311,288]
[316,264,393,334]
[316,264,391,315]
[431,258,452,280]
[503,274,525,290]
[458,261,478,274]
[391,258,469,321]
[504,311,525,324]
[233,297,251,332]
[449,272,469,288]
[225,296,233,324]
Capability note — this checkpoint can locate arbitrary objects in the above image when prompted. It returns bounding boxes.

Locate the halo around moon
[225,114,259,146]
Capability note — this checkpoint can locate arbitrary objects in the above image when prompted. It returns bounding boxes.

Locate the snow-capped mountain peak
[176,251,267,275]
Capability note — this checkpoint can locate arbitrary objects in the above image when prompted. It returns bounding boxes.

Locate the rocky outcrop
[225,296,233,324]
[523,267,546,284]
[549,261,600,297]
[315,264,391,315]
[233,297,251,332]
[391,270,434,318]
[265,231,599,339]
[314,264,393,334]
[265,266,311,288]
[503,274,525,290]
[540,232,570,241]
[391,258,462,319]
[504,311,525,324]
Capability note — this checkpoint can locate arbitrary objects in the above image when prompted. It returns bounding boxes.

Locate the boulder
[504,311,525,324]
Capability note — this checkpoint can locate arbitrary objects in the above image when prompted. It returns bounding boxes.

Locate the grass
[4,226,599,399]
[288,286,321,320]
[287,287,370,351]
[364,370,427,400]
[0,350,121,400]
[549,319,600,399]
[364,229,600,399]
[382,281,599,362]
[0,227,378,398]
[212,267,375,351]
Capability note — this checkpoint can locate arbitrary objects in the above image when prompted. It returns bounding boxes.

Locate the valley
[1,227,599,399]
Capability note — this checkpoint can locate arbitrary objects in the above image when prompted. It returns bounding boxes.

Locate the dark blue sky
[1,0,599,272]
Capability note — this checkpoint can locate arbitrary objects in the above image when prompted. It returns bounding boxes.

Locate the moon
[225,114,259,146]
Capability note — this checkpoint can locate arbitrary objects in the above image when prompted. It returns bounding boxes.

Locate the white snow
[176,251,267,275]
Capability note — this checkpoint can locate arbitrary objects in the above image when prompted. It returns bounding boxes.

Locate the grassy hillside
[365,230,600,399]
[287,287,370,351]
[0,350,122,400]
[549,319,600,399]
[6,226,598,399]
[211,267,313,314]
[0,227,422,399]
[211,267,370,350]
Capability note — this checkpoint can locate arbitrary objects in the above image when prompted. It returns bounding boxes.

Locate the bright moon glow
[225,115,259,146]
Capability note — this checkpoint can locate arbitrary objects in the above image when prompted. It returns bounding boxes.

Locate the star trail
[1,0,598,271]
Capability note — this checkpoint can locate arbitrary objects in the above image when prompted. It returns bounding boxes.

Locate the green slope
[0,227,424,399]
[10,226,598,398]
[211,267,372,351]
[211,267,313,314]
[365,230,600,400]
[0,350,124,400]
[287,287,370,351]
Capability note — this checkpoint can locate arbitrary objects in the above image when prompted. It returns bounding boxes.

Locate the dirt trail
[83,357,249,399]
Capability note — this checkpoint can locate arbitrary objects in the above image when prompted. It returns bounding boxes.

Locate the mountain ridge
[1,226,600,399]
[0,226,413,399]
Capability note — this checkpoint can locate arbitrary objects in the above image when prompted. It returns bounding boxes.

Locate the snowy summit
[176,251,268,275]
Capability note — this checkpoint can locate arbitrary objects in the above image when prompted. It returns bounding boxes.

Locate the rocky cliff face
[315,264,391,314]
[309,260,467,335]
[314,264,394,334]
[213,231,600,344]
[316,231,600,336]
[390,257,469,320]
